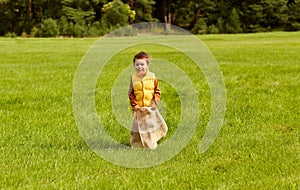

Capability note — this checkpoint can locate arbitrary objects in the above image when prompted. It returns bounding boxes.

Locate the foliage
[131,0,156,22]
[225,8,242,33]
[34,18,60,37]
[216,17,225,33]
[62,0,96,25]
[207,24,219,34]
[4,32,17,37]
[192,18,207,34]
[101,0,135,28]
[0,0,299,36]
[172,2,195,29]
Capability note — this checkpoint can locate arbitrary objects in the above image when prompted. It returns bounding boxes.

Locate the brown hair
[133,51,151,65]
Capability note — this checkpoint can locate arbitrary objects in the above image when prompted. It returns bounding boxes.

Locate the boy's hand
[150,100,158,109]
[133,105,140,111]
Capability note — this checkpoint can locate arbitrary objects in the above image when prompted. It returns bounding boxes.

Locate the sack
[130,107,168,149]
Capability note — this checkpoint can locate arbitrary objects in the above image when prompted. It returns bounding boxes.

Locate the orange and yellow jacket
[128,70,160,109]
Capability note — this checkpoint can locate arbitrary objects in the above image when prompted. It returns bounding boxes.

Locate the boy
[128,51,167,149]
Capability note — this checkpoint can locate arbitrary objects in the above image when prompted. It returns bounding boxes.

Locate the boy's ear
[146,59,151,65]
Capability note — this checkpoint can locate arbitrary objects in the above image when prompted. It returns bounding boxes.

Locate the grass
[0,32,299,189]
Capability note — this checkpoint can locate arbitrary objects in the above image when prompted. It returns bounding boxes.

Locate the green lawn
[1,32,299,189]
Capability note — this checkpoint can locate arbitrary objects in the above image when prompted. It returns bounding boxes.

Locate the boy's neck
[137,69,149,77]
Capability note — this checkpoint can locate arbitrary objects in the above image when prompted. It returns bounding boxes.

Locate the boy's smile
[134,59,149,76]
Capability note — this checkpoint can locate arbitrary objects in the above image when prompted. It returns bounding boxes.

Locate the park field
[0,32,299,189]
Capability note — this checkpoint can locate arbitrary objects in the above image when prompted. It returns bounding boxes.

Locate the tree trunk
[128,0,134,9]
[27,0,32,22]
[163,0,172,31]
[241,0,247,32]
[128,0,134,24]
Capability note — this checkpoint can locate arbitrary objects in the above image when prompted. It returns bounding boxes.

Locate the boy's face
[134,59,149,76]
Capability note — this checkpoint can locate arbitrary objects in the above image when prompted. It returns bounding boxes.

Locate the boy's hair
[133,51,151,65]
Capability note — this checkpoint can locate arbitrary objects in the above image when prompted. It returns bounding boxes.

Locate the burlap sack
[130,107,168,149]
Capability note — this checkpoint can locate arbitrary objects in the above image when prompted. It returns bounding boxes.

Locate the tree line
[0,0,299,37]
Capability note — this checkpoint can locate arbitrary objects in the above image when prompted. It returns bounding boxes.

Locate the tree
[62,0,97,25]
[128,0,156,22]
[1,0,300,36]
[153,0,173,30]
[281,0,300,30]
[172,0,217,31]
[101,0,135,27]
[225,8,242,33]
[171,0,195,29]
[163,0,172,26]
[191,17,207,34]
[0,0,28,35]
[34,18,59,37]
